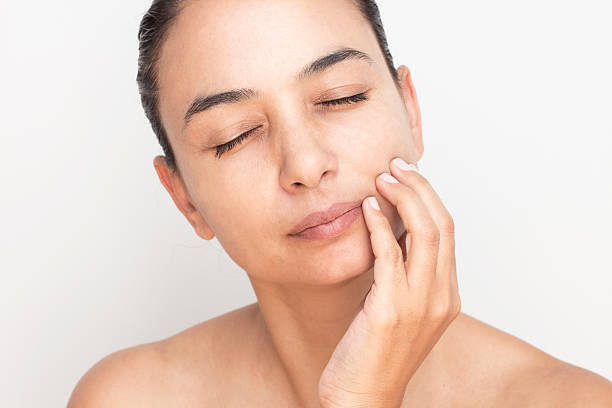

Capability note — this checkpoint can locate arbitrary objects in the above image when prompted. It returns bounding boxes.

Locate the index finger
[389,157,457,286]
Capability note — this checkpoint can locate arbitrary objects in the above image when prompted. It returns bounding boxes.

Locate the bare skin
[68,0,612,406]
[68,305,611,407]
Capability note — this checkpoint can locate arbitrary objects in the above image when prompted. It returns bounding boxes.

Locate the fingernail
[392,157,419,172]
[367,196,380,210]
[379,172,399,183]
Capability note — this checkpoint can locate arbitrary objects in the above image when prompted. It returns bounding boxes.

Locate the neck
[247,266,375,408]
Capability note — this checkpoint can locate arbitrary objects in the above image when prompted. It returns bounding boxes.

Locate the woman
[68,0,612,406]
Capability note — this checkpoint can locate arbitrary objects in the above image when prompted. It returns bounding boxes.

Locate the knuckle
[384,243,404,266]
[396,194,410,210]
[390,269,405,286]
[373,216,388,230]
[408,170,426,184]
[429,292,462,322]
[376,308,402,330]
[430,299,451,320]
[439,215,455,235]
[419,227,441,246]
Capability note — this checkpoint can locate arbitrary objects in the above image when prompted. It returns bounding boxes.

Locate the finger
[361,196,407,295]
[375,172,439,289]
[389,157,456,285]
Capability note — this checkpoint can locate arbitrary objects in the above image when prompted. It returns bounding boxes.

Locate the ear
[396,65,424,163]
[152,156,215,240]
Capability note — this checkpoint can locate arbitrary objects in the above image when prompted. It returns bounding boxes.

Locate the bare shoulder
[497,351,612,407]
[435,312,612,407]
[67,303,261,407]
[66,341,178,407]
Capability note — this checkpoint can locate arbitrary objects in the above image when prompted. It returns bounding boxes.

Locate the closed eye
[214,91,370,159]
[214,124,264,159]
[316,91,369,108]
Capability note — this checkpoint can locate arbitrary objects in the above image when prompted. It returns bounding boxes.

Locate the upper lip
[288,200,362,235]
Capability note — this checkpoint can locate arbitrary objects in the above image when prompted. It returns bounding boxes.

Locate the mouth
[288,200,363,241]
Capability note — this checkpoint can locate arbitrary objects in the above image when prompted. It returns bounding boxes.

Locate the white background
[1,0,610,406]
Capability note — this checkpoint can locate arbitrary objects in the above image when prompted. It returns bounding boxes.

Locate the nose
[276,117,338,192]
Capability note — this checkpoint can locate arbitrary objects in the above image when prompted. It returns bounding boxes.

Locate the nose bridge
[271,96,337,190]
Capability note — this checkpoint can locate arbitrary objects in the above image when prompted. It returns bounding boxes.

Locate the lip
[288,200,362,238]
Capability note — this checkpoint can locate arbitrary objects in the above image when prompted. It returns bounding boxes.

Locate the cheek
[208,166,278,243]
[204,183,276,272]
[344,109,413,170]
[347,105,410,237]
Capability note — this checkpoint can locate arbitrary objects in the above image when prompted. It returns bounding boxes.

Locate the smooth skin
[68,0,612,406]
[318,162,461,408]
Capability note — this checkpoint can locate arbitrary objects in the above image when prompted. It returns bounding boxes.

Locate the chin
[296,224,376,286]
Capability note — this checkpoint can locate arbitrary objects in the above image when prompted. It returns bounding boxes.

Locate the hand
[317,157,461,408]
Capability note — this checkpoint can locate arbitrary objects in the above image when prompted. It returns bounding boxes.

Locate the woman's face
[155,0,423,285]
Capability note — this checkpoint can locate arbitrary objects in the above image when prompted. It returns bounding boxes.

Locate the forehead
[156,0,385,137]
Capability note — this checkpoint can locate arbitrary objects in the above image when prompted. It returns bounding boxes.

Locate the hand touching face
[318,156,461,408]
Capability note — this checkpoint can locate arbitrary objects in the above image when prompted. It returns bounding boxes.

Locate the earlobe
[152,155,216,241]
[195,222,215,240]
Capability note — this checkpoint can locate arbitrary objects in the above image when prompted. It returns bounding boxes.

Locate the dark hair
[137,0,400,174]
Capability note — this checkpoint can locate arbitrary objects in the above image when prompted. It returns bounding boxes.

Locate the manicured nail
[379,172,399,183]
[392,157,419,172]
[367,196,380,210]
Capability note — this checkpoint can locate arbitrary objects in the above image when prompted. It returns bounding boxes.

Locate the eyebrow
[182,47,375,129]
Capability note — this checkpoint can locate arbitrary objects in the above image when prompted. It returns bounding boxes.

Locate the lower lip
[291,206,362,241]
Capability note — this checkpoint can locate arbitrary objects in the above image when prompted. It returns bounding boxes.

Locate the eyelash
[214,92,370,159]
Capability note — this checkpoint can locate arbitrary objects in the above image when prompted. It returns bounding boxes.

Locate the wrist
[319,392,402,408]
